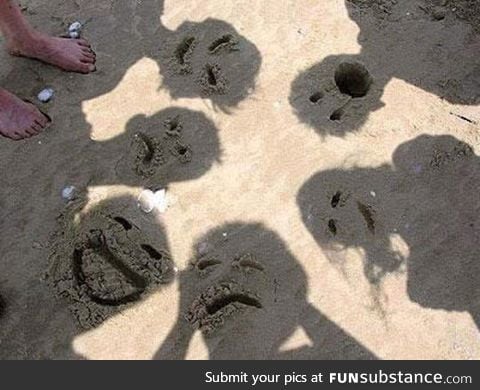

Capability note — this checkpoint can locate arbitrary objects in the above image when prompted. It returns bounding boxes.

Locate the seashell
[153,189,168,213]
[138,189,168,213]
[68,21,82,38]
[37,88,54,103]
[138,190,156,213]
[62,185,77,201]
[68,21,82,33]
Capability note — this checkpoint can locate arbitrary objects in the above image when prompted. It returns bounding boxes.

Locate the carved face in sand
[46,196,175,329]
[159,19,261,111]
[115,107,221,187]
[179,224,307,339]
[297,167,404,285]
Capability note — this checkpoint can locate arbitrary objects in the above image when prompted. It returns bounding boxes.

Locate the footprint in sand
[46,196,174,329]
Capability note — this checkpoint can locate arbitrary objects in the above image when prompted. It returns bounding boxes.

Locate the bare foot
[0,88,50,140]
[8,33,96,74]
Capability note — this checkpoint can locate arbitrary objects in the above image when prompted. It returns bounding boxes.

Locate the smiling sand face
[46,196,175,329]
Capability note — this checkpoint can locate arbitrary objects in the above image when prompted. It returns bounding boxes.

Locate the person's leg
[0,0,95,140]
[0,0,96,73]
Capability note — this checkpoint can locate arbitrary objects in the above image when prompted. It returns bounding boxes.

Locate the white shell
[69,31,80,39]
[137,190,156,213]
[62,186,76,201]
[68,21,82,33]
[153,189,168,213]
[138,189,169,213]
[37,88,54,103]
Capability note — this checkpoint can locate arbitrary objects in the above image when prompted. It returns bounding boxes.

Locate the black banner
[0,361,477,389]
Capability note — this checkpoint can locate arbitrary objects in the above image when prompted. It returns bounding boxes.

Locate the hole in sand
[357,202,376,234]
[141,244,164,260]
[334,62,372,98]
[175,37,196,66]
[206,64,218,86]
[114,217,133,231]
[331,191,342,208]
[309,91,324,104]
[328,219,338,236]
[206,293,262,315]
[330,107,344,121]
[136,133,155,164]
[166,117,180,132]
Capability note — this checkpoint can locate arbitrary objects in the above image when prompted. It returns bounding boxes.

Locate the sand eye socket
[141,244,164,260]
[309,91,324,104]
[113,216,133,230]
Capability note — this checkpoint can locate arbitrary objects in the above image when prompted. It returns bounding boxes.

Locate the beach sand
[0,0,479,359]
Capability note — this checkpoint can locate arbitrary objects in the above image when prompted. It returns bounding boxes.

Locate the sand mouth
[334,62,372,98]
[185,282,262,334]
[72,229,148,306]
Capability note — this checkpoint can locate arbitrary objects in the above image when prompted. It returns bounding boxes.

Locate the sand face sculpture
[155,223,377,360]
[298,134,480,329]
[159,19,261,112]
[113,107,222,188]
[46,196,175,329]
[289,0,479,137]
[297,164,401,287]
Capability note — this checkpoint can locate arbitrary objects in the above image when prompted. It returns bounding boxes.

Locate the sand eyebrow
[196,258,222,270]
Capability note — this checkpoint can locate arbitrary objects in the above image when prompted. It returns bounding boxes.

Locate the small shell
[138,188,168,213]
[68,21,82,33]
[138,190,156,213]
[37,88,54,103]
[69,31,80,39]
[153,189,168,213]
[62,186,77,201]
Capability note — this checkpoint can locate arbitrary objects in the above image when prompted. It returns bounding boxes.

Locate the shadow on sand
[289,0,479,137]
[0,0,262,358]
[298,134,480,329]
[155,222,376,359]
